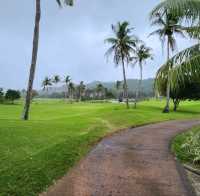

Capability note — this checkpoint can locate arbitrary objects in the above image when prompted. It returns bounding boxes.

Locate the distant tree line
[39,75,154,101]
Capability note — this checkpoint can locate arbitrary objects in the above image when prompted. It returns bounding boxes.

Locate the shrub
[181,132,200,164]
[5,89,21,104]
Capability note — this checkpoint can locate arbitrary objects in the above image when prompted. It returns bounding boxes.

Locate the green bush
[181,132,200,164]
[172,127,200,166]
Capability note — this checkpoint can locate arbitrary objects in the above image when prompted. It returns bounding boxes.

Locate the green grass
[172,126,200,167]
[0,99,200,196]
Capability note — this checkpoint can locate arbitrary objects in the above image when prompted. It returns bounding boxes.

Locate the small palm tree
[105,21,138,109]
[68,82,75,101]
[63,75,71,100]
[52,75,61,85]
[42,77,52,91]
[149,10,185,113]
[131,43,153,108]
[77,81,86,101]
[22,0,74,120]
[96,83,105,99]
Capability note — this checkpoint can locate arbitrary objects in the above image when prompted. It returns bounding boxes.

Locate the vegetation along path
[41,120,200,196]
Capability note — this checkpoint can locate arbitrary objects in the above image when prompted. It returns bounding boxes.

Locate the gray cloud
[0,0,194,89]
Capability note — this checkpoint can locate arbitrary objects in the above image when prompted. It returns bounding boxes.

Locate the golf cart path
[41,120,200,196]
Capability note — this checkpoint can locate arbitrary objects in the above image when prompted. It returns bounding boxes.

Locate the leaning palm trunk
[122,58,129,109]
[135,61,143,108]
[163,38,171,113]
[22,0,41,120]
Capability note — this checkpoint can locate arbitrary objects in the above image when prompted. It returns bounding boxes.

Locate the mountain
[87,78,154,93]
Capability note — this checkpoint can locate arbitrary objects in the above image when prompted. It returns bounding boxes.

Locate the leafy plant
[181,131,200,164]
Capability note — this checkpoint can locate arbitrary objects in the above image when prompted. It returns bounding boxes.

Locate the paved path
[41,120,200,196]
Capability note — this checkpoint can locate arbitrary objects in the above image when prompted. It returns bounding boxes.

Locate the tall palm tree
[105,21,138,109]
[22,0,74,120]
[64,75,71,100]
[131,43,153,108]
[151,0,200,112]
[149,11,185,113]
[42,77,52,91]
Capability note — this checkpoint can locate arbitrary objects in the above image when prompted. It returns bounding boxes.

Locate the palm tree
[68,82,75,101]
[42,77,52,91]
[131,43,153,108]
[151,0,200,112]
[77,81,86,101]
[105,21,138,109]
[96,83,105,99]
[22,0,74,120]
[64,75,71,100]
[52,75,61,85]
[149,10,185,113]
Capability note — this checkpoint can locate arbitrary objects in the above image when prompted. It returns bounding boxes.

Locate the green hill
[87,78,154,94]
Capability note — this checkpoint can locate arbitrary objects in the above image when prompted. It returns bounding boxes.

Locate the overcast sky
[0,0,194,90]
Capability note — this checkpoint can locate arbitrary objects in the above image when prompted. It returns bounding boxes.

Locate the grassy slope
[0,100,200,196]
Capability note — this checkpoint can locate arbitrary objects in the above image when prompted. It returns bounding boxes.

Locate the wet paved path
[41,120,200,196]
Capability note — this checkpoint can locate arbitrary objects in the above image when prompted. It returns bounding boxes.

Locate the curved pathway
[42,120,200,196]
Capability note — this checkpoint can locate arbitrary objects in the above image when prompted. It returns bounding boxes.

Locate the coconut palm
[52,75,61,85]
[149,10,186,113]
[22,0,74,120]
[68,82,75,101]
[105,21,138,109]
[77,81,86,101]
[150,0,200,113]
[42,77,52,91]
[63,75,71,100]
[131,43,153,108]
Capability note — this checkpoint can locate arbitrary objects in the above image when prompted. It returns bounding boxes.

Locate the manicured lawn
[172,126,200,168]
[0,99,200,196]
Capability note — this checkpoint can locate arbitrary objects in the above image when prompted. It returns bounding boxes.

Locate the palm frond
[150,0,200,24]
[155,44,200,94]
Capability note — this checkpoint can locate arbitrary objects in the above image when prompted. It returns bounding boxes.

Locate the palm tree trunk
[163,38,171,113]
[65,84,68,100]
[22,0,41,120]
[122,59,129,109]
[135,61,143,108]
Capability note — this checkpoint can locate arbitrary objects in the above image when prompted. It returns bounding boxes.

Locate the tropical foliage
[105,21,138,108]
[150,6,187,112]
[131,42,153,107]
[42,77,52,91]
[151,0,200,112]
[22,0,74,120]
[173,126,200,165]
